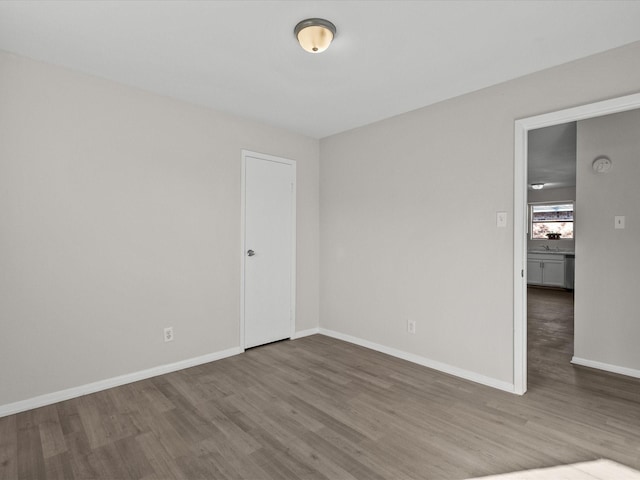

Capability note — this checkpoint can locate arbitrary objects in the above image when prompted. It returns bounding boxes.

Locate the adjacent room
[1,1,640,479]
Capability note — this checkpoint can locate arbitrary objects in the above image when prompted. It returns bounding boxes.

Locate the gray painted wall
[3,40,640,409]
[0,52,320,406]
[574,109,640,370]
[320,41,640,385]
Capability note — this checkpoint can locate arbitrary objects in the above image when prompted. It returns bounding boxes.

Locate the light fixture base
[294,18,336,53]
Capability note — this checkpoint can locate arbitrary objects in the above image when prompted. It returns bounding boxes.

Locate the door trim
[240,150,296,350]
[513,92,640,395]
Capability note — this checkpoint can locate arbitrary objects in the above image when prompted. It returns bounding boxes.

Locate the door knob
[247,249,255,257]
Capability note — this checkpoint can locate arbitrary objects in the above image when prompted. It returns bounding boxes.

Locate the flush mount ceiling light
[531,183,545,190]
[294,18,336,53]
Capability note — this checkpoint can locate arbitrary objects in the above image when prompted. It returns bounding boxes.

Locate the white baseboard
[291,327,320,339]
[0,346,242,418]
[319,328,515,393]
[571,356,640,379]
[2,329,521,418]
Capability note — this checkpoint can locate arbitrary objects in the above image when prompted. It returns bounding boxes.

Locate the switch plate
[164,327,174,342]
[615,216,625,229]
[407,319,416,334]
[496,211,507,228]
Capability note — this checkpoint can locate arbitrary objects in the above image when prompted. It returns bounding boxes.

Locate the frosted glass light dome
[294,18,336,53]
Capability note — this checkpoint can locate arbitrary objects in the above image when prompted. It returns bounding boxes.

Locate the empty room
[1,1,640,479]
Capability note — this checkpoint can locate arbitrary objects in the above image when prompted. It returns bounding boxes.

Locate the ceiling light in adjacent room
[294,18,336,53]
[531,183,545,190]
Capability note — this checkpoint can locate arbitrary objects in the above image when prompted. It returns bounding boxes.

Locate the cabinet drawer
[528,253,565,261]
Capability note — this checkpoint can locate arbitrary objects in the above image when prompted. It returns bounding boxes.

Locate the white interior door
[242,151,295,349]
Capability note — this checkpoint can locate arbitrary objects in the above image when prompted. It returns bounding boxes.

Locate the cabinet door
[527,260,543,285]
[542,260,565,287]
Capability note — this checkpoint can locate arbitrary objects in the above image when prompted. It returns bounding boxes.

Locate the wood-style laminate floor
[2,287,639,479]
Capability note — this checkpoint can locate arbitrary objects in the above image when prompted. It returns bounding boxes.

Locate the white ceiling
[528,122,577,190]
[2,1,640,139]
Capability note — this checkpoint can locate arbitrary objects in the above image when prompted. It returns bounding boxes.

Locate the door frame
[240,150,297,350]
[513,92,640,395]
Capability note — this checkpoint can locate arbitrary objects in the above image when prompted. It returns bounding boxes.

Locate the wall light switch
[496,211,507,228]
[615,216,625,229]
[407,319,416,334]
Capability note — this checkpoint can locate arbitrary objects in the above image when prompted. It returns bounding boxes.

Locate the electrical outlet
[164,327,174,342]
[407,319,416,334]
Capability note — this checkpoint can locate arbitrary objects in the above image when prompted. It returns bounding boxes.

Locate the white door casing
[241,150,296,349]
[513,92,640,395]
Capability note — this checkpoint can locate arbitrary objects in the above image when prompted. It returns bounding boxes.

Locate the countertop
[528,250,575,256]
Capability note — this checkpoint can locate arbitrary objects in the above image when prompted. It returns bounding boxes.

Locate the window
[530,202,574,239]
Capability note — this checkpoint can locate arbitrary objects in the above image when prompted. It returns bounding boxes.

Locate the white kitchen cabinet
[527,259,543,284]
[527,253,566,287]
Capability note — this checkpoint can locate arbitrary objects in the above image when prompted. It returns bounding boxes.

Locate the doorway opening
[525,122,576,388]
[513,92,640,395]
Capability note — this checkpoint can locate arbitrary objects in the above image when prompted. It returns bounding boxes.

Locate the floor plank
[0,415,18,480]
